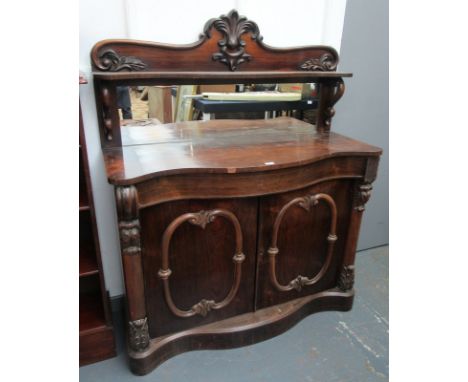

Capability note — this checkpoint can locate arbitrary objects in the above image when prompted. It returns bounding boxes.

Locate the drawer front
[140,198,257,338]
[255,179,354,309]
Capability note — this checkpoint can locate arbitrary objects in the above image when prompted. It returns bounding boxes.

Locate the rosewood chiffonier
[90,10,382,375]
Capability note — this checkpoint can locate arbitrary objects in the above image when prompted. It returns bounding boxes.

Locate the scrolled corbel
[317,78,345,132]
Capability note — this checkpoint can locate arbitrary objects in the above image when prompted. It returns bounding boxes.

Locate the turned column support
[316,77,345,132]
[115,185,149,351]
[339,157,380,291]
[94,79,122,148]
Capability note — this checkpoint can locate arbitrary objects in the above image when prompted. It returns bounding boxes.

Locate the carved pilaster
[188,210,217,229]
[337,265,355,291]
[116,185,148,349]
[316,78,345,132]
[116,186,141,255]
[129,318,149,352]
[354,183,373,212]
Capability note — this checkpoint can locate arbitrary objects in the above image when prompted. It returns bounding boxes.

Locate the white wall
[79,0,347,297]
[333,0,389,250]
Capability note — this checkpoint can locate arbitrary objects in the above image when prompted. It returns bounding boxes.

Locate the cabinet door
[140,198,257,338]
[255,180,354,309]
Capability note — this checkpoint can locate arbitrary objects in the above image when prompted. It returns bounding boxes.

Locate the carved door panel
[255,180,354,310]
[140,198,257,338]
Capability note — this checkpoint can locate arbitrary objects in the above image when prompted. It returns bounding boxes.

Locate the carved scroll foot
[129,317,149,352]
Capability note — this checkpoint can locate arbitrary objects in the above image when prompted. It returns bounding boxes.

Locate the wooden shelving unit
[79,76,116,366]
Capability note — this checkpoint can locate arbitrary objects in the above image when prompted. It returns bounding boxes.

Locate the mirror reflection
[118,83,319,143]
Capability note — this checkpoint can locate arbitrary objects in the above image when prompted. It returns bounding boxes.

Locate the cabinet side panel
[140,198,257,338]
[256,180,353,309]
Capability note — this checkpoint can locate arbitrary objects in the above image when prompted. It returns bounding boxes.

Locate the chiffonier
[90,10,382,375]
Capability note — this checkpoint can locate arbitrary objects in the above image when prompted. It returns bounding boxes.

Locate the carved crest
[97,49,147,72]
[203,9,262,71]
[338,265,355,291]
[192,299,216,317]
[188,210,217,229]
[299,53,337,71]
[128,318,149,351]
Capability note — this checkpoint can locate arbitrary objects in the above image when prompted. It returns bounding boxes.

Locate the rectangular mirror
[117,82,320,146]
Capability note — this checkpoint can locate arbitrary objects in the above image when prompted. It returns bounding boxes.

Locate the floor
[80,245,388,382]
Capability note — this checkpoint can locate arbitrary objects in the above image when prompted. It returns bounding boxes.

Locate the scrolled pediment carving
[203,9,262,71]
[97,49,146,72]
[299,53,337,71]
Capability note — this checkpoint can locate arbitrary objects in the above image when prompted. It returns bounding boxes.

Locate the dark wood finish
[103,117,380,185]
[79,210,98,277]
[91,10,351,148]
[94,71,351,81]
[159,209,246,318]
[140,198,257,338]
[79,95,116,365]
[135,156,371,207]
[90,9,382,375]
[129,290,353,375]
[267,193,338,292]
[255,180,354,309]
[79,277,115,366]
[91,10,340,73]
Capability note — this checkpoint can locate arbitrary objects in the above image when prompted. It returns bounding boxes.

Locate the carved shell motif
[299,53,337,71]
[192,299,216,317]
[289,275,309,292]
[188,210,217,229]
[297,195,319,212]
[203,9,262,71]
[97,49,147,72]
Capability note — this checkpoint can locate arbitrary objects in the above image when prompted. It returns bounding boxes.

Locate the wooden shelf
[79,204,90,212]
[93,70,352,81]
[79,86,115,366]
[80,210,98,277]
[80,241,99,277]
[79,290,107,333]
[79,148,89,209]
[104,117,382,185]
[93,71,352,86]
